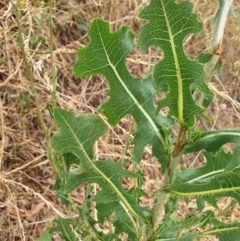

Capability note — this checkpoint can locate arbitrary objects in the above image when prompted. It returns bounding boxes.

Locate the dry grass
[0,0,240,240]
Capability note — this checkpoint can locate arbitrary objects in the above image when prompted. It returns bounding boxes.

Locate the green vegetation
[1,0,240,240]
[40,0,240,240]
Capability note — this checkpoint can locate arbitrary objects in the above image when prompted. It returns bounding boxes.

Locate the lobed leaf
[73,18,172,170]
[51,108,148,224]
[182,128,240,170]
[182,128,240,153]
[203,220,240,241]
[165,169,240,203]
[178,150,231,183]
[166,149,240,202]
[138,0,212,127]
[214,224,240,241]
[155,207,240,240]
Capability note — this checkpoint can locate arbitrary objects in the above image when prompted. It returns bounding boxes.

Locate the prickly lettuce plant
[38,0,240,240]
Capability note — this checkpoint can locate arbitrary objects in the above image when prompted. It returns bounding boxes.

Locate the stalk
[204,0,233,80]
[193,0,233,105]
[150,127,187,235]
[48,0,57,105]
[12,2,57,173]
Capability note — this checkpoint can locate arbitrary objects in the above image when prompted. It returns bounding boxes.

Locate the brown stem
[150,127,187,236]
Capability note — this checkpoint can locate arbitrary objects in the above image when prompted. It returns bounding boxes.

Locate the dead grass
[0,0,239,240]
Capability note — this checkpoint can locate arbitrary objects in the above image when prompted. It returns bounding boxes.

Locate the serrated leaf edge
[167,185,240,197]
[98,21,166,148]
[56,110,146,223]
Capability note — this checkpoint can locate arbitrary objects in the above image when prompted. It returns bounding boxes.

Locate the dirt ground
[0,0,240,240]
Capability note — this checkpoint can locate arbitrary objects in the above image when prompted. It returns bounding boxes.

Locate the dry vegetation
[0,0,240,240]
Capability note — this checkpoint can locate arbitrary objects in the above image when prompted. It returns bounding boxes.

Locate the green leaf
[73,18,172,170]
[178,233,199,241]
[156,212,199,241]
[53,174,71,206]
[61,162,148,220]
[182,128,240,153]
[177,223,240,241]
[206,223,240,241]
[182,129,240,170]
[199,210,215,227]
[196,52,213,64]
[155,208,240,241]
[50,218,79,241]
[52,108,148,223]
[35,231,53,241]
[52,109,107,164]
[178,150,231,183]
[138,0,212,127]
[113,203,139,240]
[165,169,240,201]
[196,197,205,212]
[166,149,240,202]
[95,202,116,224]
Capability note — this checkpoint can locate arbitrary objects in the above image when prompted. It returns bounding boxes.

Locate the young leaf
[51,108,148,223]
[138,0,212,127]
[73,18,171,171]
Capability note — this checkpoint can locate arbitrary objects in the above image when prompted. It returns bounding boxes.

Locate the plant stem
[48,0,57,105]
[12,2,57,173]
[151,127,187,234]
[204,0,233,80]
[193,0,233,105]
